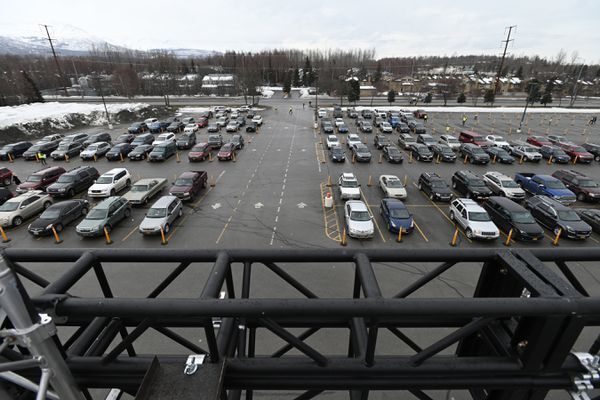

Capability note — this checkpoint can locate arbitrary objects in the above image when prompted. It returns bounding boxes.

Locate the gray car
[138,195,183,235]
[76,196,131,237]
[122,178,167,205]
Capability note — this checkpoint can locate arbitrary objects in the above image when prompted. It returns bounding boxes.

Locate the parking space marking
[270,127,296,245]
[319,182,341,243]
[412,220,429,242]
[314,142,326,172]
[359,188,386,242]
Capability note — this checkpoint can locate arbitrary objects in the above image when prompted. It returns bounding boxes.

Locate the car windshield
[431,181,447,189]
[131,185,149,192]
[175,178,193,186]
[350,211,371,221]
[56,175,74,183]
[523,147,537,153]
[0,202,19,212]
[578,179,598,188]
[86,209,108,220]
[571,146,586,152]
[468,211,491,222]
[390,209,410,219]
[192,145,207,151]
[554,149,567,155]
[495,149,509,156]
[470,179,486,187]
[146,208,166,218]
[423,137,435,143]
[26,175,42,182]
[40,209,61,219]
[511,211,535,224]
[96,176,113,184]
[388,148,400,155]
[501,180,518,188]
[471,147,485,154]
[546,180,566,189]
[386,180,403,188]
[332,148,343,155]
[446,138,458,143]
[441,147,453,154]
[57,144,70,150]
[87,145,98,151]
[341,179,358,188]
[558,210,580,221]
[117,136,129,142]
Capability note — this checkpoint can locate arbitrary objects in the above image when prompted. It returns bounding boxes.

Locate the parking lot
[2,105,600,251]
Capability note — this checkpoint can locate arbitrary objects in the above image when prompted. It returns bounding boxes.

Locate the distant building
[201,74,237,95]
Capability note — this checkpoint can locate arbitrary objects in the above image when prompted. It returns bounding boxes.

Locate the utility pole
[569,63,585,107]
[493,25,516,96]
[41,24,69,96]
[517,82,537,133]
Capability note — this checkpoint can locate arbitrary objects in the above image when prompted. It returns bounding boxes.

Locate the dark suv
[582,143,600,162]
[451,170,493,200]
[46,166,99,198]
[431,144,457,162]
[16,166,66,193]
[373,135,391,149]
[551,170,600,202]
[83,132,112,148]
[525,195,592,239]
[482,196,544,241]
[418,172,453,202]
[0,141,32,160]
[409,144,433,162]
[459,144,490,164]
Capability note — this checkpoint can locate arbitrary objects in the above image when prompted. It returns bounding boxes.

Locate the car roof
[346,200,368,211]
[489,196,526,211]
[455,198,484,211]
[485,171,510,179]
[102,168,127,176]
[341,172,356,179]
[529,195,567,209]
[382,198,408,209]
[12,190,45,201]
[47,199,82,210]
[178,171,199,179]
[151,195,178,208]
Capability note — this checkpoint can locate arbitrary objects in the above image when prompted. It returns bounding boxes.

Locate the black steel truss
[1,247,600,400]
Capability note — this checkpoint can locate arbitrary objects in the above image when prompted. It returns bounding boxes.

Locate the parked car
[449,198,499,240]
[514,173,576,204]
[538,145,571,163]
[484,147,515,164]
[80,142,111,161]
[182,117,196,125]
[246,122,258,132]
[88,168,131,198]
[380,198,413,234]
[409,144,433,162]
[114,133,135,144]
[149,121,170,133]
[337,123,349,133]
[152,132,176,146]
[0,168,13,186]
[106,143,135,161]
[581,142,600,162]
[0,189,13,206]
[188,143,212,162]
[485,135,510,150]
[548,135,567,145]
[28,199,89,236]
[230,135,245,150]
[128,144,154,161]
[347,134,362,148]
[83,133,112,148]
[551,170,600,202]
[439,135,461,151]
[510,143,543,162]
[23,142,59,160]
[459,144,490,164]
[418,172,452,202]
[361,109,373,119]
[138,195,183,235]
[373,135,391,150]
[359,121,373,133]
[166,121,185,133]
[431,144,457,162]
[0,190,52,228]
[217,143,236,161]
[123,178,167,205]
[208,123,221,133]
[169,171,208,201]
[176,131,197,150]
[35,134,63,145]
[338,172,360,200]
[418,135,437,148]
[525,195,591,239]
[398,133,416,150]
[59,133,89,147]
[252,115,263,125]
[382,145,403,164]
[208,135,224,149]
[0,141,32,160]
[17,166,65,194]
[350,144,372,162]
[482,196,544,241]
[131,133,154,147]
[409,121,426,134]
[196,117,208,128]
[46,166,99,198]
[148,142,177,162]
[458,131,490,148]
[216,117,228,128]
[451,170,493,200]
[329,146,346,163]
[482,171,525,201]
[396,122,410,134]
[576,209,600,234]
[414,109,428,119]
[226,121,240,133]
[560,144,594,164]
[50,142,82,160]
[344,200,374,239]
[347,108,358,118]
[183,123,198,134]
[527,135,553,147]
[379,175,407,199]
[326,135,340,149]
[321,122,334,134]
[379,122,393,133]
[128,122,148,134]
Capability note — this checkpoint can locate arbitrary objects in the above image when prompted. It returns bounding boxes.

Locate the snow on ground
[0,102,149,129]
[176,107,211,114]
[335,106,600,114]
[261,90,275,99]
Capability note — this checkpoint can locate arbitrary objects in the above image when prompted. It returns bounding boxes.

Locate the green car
[75,196,131,237]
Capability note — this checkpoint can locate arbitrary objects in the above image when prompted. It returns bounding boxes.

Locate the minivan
[148,141,177,161]
[459,131,491,149]
[482,196,544,241]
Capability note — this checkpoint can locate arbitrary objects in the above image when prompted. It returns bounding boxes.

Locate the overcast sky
[1,0,599,63]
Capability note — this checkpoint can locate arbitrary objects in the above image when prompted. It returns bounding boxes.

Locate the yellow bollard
[403,175,408,187]
[367,175,372,187]
[450,227,459,246]
[104,226,113,245]
[7,153,13,163]
[492,155,497,164]
[209,152,213,162]
[35,154,39,163]
[160,226,168,245]
[65,154,69,163]
[547,155,553,165]
[436,154,441,164]
[552,228,562,247]
[463,154,469,164]
[120,153,124,163]
[94,154,97,162]
[408,152,413,164]
[232,152,236,162]
[378,153,383,164]
[573,155,578,165]
[396,227,403,243]
[176,152,181,163]
[504,229,513,246]
[341,228,347,246]
[352,154,356,164]
[0,226,10,243]
[519,155,525,165]
[210,175,216,187]
[509,127,512,134]
[327,175,332,187]
[51,226,63,244]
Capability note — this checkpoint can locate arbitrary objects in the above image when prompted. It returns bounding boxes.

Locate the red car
[560,144,594,163]
[188,143,211,162]
[196,117,208,128]
[413,109,428,119]
[526,135,552,147]
[217,143,236,161]
[16,166,65,193]
[0,168,13,186]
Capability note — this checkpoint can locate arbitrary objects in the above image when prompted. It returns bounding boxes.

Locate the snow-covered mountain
[0,23,217,57]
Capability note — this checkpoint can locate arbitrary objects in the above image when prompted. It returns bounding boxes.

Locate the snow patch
[333,106,600,114]
[262,90,275,99]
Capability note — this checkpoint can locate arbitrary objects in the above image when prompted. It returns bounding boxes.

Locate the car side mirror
[539,184,546,189]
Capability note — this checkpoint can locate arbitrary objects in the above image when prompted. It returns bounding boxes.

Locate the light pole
[95,76,112,130]
[517,82,537,133]
[314,78,319,129]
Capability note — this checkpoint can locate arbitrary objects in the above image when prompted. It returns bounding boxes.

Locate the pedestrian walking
[461,114,468,126]
[38,152,47,165]
[474,114,479,122]
[289,107,293,115]
[303,103,305,109]
[445,125,451,133]
[423,114,428,123]
[12,175,21,185]
[549,117,553,126]
[593,116,598,125]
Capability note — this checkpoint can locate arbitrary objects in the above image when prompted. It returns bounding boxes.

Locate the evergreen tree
[21,71,44,104]
[347,79,360,103]
[423,92,433,104]
[596,67,600,78]
[525,80,541,104]
[283,71,292,94]
[292,68,300,87]
[373,62,382,83]
[457,93,466,103]
[515,65,524,79]
[302,57,313,86]
[267,55,275,85]
[387,89,396,105]
[540,92,552,107]
[483,89,495,105]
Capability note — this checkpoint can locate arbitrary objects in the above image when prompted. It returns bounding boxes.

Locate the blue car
[337,124,349,133]
[149,121,170,133]
[127,122,148,134]
[389,116,400,128]
[380,198,414,234]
